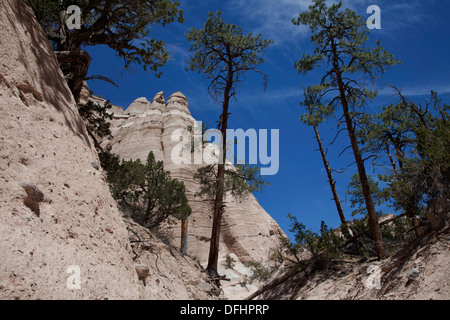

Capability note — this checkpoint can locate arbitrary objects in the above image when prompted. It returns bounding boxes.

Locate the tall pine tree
[293,0,400,259]
[186,11,272,274]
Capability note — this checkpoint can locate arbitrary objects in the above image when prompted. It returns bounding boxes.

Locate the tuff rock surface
[0,0,213,300]
[97,90,285,296]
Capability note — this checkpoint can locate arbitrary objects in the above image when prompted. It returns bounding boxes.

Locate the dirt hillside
[251,228,449,300]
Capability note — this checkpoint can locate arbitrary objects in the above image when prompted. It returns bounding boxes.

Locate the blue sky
[86,0,450,238]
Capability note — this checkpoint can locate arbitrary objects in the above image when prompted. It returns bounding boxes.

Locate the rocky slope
[248,227,449,300]
[0,0,213,300]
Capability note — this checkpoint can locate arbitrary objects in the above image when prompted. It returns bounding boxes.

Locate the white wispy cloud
[377,84,450,98]
[231,0,431,42]
[362,0,433,38]
[226,0,426,48]
[229,0,311,45]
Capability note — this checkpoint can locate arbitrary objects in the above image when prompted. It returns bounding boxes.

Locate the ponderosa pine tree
[28,0,184,101]
[356,91,422,236]
[185,11,272,274]
[360,89,450,232]
[110,151,191,229]
[293,0,400,259]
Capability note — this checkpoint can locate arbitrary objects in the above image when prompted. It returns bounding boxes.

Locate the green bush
[224,255,236,269]
[247,261,272,282]
[286,214,343,269]
[342,215,419,258]
[108,151,191,228]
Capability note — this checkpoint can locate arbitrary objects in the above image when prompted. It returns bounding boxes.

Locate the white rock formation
[101,91,285,272]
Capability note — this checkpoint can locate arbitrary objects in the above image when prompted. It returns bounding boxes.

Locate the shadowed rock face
[0,0,213,300]
[101,92,285,268]
[0,0,142,299]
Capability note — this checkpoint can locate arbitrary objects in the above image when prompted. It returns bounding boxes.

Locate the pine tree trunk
[314,124,348,228]
[55,50,91,103]
[342,101,385,259]
[180,218,189,255]
[303,87,348,231]
[386,145,399,176]
[331,43,386,260]
[207,83,231,274]
[207,161,225,273]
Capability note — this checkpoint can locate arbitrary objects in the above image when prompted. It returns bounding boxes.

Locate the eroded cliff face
[0,0,212,300]
[97,90,285,296]
[100,92,284,266]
